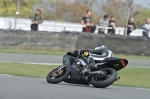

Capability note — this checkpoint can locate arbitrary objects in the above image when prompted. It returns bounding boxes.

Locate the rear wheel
[46,67,65,84]
[91,68,117,88]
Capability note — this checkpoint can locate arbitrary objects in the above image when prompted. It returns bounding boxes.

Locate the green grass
[114,67,150,88]
[0,49,150,59]
[0,62,150,88]
[0,62,57,78]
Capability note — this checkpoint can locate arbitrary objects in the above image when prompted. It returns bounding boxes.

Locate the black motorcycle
[46,52,128,88]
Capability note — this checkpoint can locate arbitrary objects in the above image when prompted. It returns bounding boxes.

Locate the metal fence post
[124,0,133,36]
[14,0,20,30]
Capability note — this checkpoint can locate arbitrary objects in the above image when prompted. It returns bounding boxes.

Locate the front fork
[62,64,72,80]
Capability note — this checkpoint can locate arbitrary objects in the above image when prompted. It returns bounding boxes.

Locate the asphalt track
[0,52,150,99]
[0,74,150,99]
[0,52,150,68]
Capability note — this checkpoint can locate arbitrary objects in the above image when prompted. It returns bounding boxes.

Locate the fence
[0,17,144,36]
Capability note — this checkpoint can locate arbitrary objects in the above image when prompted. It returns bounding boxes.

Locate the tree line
[0,0,149,28]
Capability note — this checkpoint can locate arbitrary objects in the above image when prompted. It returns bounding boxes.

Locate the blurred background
[0,0,150,27]
[1,0,150,36]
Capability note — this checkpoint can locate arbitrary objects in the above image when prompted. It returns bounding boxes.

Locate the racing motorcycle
[46,51,128,88]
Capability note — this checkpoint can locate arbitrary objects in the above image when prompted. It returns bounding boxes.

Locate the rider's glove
[74,50,90,57]
[74,50,80,57]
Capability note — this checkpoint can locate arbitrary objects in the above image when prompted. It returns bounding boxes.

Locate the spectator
[142,18,150,37]
[98,15,109,34]
[81,10,96,33]
[31,9,43,31]
[108,16,116,34]
[127,17,136,35]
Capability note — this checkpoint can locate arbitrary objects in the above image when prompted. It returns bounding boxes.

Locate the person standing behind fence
[108,16,116,34]
[98,15,109,34]
[31,9,43,31]
[81,10,96,33]
[142,18,150,37]
[127,17,136,35]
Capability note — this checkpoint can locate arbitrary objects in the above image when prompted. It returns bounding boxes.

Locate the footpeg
[116,76,120,81]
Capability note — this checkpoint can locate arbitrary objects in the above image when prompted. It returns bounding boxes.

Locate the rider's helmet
[93,44,107,55]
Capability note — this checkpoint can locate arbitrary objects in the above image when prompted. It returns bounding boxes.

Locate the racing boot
[87,57,97,69]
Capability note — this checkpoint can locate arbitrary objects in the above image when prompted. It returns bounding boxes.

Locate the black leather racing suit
[74,48,109,68]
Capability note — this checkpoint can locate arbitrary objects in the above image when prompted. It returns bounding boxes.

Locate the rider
[73,44,109,68]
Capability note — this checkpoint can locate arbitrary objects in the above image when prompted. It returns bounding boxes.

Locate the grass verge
[114,67,150,88]
[0,62,56,78]
[0,62,150,88]
[0,49,150,59]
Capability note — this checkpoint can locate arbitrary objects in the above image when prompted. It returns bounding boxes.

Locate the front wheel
[91,68,117,88]
[46,67,65,84]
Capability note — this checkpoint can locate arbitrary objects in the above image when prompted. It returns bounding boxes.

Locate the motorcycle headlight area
[71,61,80,69]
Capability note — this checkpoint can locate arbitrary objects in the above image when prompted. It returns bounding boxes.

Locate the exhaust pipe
[90,71,106,75]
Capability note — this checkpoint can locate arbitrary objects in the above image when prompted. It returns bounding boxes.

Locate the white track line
[19,62,61,66]
[0,61,150,68]
[0,61,61,65]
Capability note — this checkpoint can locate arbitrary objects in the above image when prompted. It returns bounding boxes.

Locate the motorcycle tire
[91,68,117,88]
[46,68,64,84]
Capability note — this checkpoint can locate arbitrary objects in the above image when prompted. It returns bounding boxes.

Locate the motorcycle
[46,51,128,88]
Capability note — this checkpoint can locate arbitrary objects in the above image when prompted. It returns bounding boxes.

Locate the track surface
[0,52,150,68]
[0,52,150,99]
[0,75,150,99]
